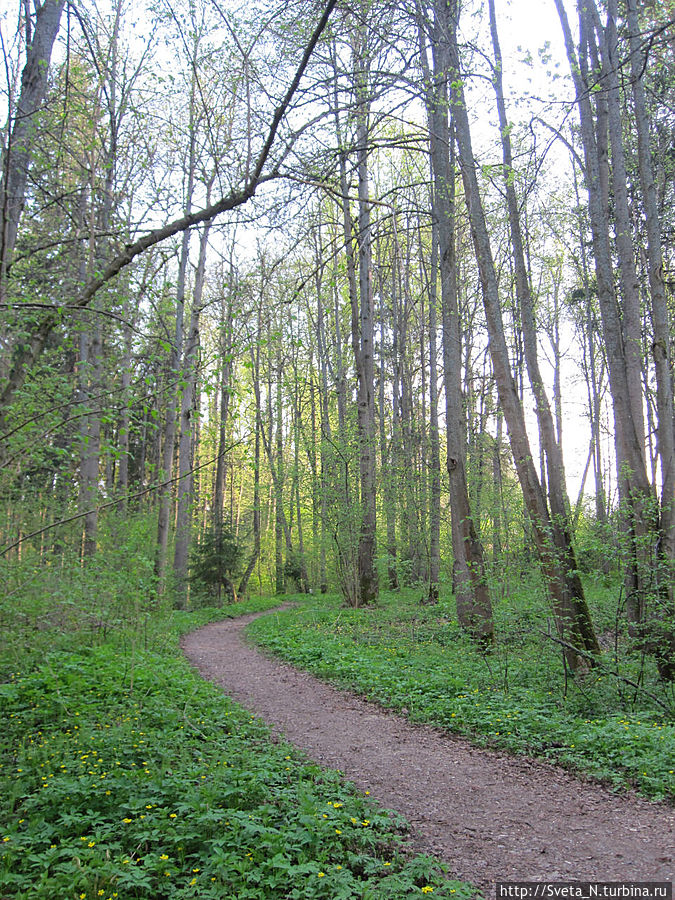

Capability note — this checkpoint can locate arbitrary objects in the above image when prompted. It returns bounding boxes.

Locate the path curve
[181,608,674,889]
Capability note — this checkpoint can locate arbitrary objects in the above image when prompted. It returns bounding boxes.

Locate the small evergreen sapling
[190,524,241,603]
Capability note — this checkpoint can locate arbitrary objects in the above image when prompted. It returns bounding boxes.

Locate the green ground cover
[248,590,675,803]
[0,597,475,899]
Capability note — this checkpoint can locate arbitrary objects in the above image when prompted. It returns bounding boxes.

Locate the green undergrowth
[1,598,476,899]
[248,591,675,803]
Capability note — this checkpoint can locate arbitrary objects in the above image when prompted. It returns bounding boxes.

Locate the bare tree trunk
[117,251,150,507]
[80,322,102,560]
[353,25,378,605]
[593,0,645,473]
[239,308,262,597]
[0,0,65,300]
[173,220,211,605]
[214,289,235,529]
[447,0,596,669]
[572,163,609,538]
[116,315,133,506]
[426,221,441,603]
[155,231,188,591]
[312,227,330,593]
[420,0,493,640]
[154,42,199,593]
[79,165,106,561]
[492,412,503,573]
[555,0,672,676]
[331,31,377,606]
[293,399,309,593]
[398,262,418,580]
[238,408,261,597]
[626,0,675,602]
[488,0,597,651]
[274,353,285,595]
[255,323,296,593]
[76,191,93,550]
[309,354,319,588]
[79,2,125,557]
[377,266,398,590]
[390,233,405,584]
[290,337,310,593]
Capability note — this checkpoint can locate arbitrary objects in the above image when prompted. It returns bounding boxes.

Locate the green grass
[247,590,675,803]
[0,597,477,899]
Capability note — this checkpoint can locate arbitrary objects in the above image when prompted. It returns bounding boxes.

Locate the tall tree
[330,19,378,607]
[488,0,592,640]
[154,58,198,592]
[555,0,674,677]
[444,0,598,671]
[0,0,339,417]
[626,0,675,606]
[351,18,378,606]
[418,0,494,638]
[173,219,211,605]
[0,0,65,301]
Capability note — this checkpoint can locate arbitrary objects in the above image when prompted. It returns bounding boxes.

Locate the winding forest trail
[181,608,674,891]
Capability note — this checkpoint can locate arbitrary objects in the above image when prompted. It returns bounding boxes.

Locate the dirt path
[181,608,674,891]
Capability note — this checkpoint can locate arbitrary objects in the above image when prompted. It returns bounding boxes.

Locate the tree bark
[447,0,597,668]
[555,0,673,677]
[0,0,65,300]
[173,220,211,605]
[239,309,263,598]
[626,0,675,602]
[377,265,398,590]
[488,0,597,653]
[353,23,378,606]
[155,222,191,592]
[331,29,377,607]
[426,221,441,603]
[213,290,235,531]
[421,0,494,641]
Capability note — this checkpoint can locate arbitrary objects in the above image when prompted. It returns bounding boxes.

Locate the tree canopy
[1,0,674,677]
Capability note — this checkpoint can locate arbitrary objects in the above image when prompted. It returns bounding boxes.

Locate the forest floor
[181,606,675,892]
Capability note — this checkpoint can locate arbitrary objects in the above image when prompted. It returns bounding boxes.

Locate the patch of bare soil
[181,607,674,892]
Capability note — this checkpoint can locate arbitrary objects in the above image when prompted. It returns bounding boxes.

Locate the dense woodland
[2,0,675,673]
[1,1,675,896]
[3,0,675,682]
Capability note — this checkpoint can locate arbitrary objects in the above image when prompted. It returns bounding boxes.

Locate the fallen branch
[539,629,672,714]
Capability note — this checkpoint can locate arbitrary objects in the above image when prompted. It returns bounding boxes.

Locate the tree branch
[539,629,672,713]
[0,437,247,556]
[0,0,338,415]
